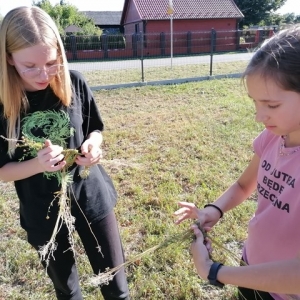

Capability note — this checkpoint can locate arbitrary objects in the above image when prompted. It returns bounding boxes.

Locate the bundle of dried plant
[0,110,96,266]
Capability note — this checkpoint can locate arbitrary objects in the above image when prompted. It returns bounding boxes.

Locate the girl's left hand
[75,139,103,167]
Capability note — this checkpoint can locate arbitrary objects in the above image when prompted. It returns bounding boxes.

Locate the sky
[276,0,300,15]
[0,0,125,16]
[0,0,300,17]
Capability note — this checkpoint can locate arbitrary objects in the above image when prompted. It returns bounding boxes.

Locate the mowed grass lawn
[0,78,263,299]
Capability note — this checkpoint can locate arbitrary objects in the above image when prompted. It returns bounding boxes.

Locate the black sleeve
[0,108,13,168]
[0,126,12,168]
[70,70,104,139]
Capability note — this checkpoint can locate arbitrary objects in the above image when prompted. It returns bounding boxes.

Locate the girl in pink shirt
[175,26,300,300]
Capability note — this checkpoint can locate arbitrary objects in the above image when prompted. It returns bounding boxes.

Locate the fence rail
[66,29,272,89]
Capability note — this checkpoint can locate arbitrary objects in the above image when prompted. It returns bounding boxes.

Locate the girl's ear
[6,54,14,66]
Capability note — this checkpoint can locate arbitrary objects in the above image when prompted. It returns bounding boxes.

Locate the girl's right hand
[190,224,213,279]
[174,201,221,228]
[36,139,66,172]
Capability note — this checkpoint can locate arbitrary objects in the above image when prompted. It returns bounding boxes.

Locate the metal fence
[66,29,273,89]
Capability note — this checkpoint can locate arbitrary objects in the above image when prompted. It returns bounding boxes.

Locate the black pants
[238,287,274,300]
[238,257,273,300]
[28,211,130,300]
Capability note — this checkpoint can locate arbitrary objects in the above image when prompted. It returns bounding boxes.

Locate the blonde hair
[0,6,72,153]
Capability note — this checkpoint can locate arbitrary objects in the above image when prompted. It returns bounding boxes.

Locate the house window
[135,24,139,33]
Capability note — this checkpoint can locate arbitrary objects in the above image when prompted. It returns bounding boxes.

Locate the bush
[62,34,126,51]
[62,35,101,51]
[100,34,126,50]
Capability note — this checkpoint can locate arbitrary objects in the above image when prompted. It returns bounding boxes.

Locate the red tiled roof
[127,0,243,20]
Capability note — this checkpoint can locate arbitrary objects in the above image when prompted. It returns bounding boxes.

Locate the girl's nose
[255,110,269,123]
[38,68,49,80]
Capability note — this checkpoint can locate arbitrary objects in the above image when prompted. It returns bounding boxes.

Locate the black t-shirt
[0,70,117,235]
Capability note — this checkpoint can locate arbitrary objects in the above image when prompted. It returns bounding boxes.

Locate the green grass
[0,78,263,299]
[82,61,248,86]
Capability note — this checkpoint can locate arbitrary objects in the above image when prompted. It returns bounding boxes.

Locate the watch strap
[207,262,224,288]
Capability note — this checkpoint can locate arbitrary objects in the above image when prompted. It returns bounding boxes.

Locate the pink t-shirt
[244,129,300,300]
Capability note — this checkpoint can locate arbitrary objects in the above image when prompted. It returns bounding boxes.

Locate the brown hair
[243,26,300,93]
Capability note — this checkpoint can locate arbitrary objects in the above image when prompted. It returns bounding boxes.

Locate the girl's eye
[268,105,280,109]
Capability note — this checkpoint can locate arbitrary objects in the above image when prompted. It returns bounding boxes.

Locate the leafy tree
[281,13,295,24]
[234,0,287,27]
[258,12,300,28]
[33,0,102,36]
[295,16,300,24]
[258,13,284,27]
[282,13,300,24]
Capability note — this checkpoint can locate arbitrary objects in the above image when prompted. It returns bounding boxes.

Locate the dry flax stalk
[90,221,207,286]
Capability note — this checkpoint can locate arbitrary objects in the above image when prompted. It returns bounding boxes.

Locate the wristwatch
[207,262,224,288]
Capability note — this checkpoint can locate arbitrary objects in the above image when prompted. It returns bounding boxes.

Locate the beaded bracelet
[204,204,223,218]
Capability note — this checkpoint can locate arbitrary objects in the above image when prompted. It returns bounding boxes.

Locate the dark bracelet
[204,204,223,218]
[207,262,224,288]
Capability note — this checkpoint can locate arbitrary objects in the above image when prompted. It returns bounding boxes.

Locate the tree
[258,13,284,27]
[295,16,300,24]
[281,13,300,24]
[234,0,287,27]
[33,0,102,36]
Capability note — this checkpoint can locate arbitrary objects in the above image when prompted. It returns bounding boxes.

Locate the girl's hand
[190,224,213,279]
[37,139,66,172]
[174,201,221,228]
[76,138,103,167]
[174,201,200,223]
